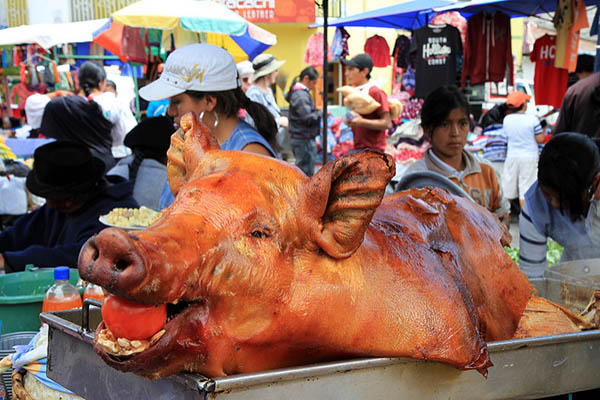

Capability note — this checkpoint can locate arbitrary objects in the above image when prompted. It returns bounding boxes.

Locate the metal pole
[56,55,120,60]
[130,62,141,122]
[322,0,329,165]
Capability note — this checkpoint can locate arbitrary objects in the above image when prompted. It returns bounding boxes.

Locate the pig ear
[166,112,220,196]
[303,150,395,259]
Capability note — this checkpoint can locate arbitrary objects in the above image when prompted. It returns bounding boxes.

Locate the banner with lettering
[218,0,316,23]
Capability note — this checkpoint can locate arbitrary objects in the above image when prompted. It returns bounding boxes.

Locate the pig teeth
[96,328,163,357]
[150,329,166,345]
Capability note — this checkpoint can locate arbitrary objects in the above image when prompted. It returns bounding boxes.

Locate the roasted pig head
[79,112,533,380]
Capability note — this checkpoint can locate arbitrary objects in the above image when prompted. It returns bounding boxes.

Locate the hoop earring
[213,111,219,128]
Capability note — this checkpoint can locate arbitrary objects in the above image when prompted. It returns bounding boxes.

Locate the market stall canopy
[432,0,600,18]
[322,0,600,29]
[320,0,457,29]
[108,0,277,61]
[0,19,110,49]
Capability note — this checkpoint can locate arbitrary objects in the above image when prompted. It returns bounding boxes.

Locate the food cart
[41,260,600,400]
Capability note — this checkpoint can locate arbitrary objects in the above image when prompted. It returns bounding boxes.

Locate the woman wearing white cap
[246,54,288,144]
[138,43,279,208]
[236,60,254,94]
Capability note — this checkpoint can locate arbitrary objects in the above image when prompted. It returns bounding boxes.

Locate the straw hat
[251,54,285,81]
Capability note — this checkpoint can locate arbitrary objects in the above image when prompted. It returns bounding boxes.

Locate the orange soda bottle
[83,282,105,302]
[42,267,83,313]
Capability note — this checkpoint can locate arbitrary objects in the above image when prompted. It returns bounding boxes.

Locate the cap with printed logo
[139,44,239,101]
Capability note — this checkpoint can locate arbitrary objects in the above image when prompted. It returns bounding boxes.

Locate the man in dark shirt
[553,72,600,138]
[0,141,138,273]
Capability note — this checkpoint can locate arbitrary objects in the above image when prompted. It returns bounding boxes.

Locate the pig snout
[79,228,149,298]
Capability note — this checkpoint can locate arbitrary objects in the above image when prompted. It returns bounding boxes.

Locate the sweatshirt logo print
[422,37,451,66]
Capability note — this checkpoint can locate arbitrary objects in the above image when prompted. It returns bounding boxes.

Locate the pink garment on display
[304,33,333,66]
[431,11,467,45]
[522,21,537,54]
[364,35,391,67]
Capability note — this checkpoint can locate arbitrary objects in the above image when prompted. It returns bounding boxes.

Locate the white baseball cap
[236,60,254,77]
[25,93,51,129]
[139,44,240,101]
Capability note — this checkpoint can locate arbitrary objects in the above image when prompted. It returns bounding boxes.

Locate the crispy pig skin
[79,112,533,379]
[513,295,596,338]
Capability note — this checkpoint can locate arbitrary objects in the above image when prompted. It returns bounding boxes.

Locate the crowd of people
[0,44,600,284]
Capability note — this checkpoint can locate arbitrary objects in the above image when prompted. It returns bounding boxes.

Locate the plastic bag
[0,175,27,215]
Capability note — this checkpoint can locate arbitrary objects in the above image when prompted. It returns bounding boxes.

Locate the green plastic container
[0,265,81,334]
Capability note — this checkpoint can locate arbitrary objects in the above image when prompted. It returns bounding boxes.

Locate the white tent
[0,19,110,49]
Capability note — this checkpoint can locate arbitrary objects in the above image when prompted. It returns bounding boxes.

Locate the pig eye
[250,229,270,239]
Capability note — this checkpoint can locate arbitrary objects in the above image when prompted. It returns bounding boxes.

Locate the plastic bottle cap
[54,266,70,280]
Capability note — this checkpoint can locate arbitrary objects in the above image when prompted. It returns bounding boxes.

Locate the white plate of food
[99,206,160,230]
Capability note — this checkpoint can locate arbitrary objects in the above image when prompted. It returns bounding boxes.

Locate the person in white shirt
[501,91,546,207]
[79,62,137,158]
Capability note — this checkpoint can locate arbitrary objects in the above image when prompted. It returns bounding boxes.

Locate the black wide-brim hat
[124,115,175,153]
[26,141,105,200]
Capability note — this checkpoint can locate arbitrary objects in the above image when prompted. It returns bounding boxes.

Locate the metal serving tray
[41,274,600,400]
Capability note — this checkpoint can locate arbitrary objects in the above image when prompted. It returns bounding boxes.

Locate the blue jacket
[286,85,321,139]
[0,176,138,272]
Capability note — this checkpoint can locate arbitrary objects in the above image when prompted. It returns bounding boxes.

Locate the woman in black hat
[0,141,138,273]
[108,116,175,211]
[40,94,115,171]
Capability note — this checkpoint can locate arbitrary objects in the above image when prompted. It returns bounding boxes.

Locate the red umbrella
[93,20,125,62]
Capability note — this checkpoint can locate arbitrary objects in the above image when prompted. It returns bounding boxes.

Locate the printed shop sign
[218,0,315,23]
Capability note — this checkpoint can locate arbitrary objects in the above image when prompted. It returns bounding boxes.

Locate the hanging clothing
[554,0,589,72]
[9,82,45,113]
[530,34,568,109]
[392,35,412,69]
[410,24,462,98]
[402,67,416,96]
[304,33,333,67]
[364,35,391,67]
[122,26,149,64]
[89,42,105,59]
[461,11,513,87]
[522,20,537,55]
[431,11,467,45]
[331,27,350,60]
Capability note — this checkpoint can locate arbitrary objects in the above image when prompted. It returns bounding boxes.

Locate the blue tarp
[433,0,600,18]
[324,0,456,29]
[4,138,55,158]
[324,0,600,29]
